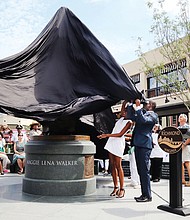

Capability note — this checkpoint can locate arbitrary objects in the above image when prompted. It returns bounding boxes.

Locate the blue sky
[0,0,180,64]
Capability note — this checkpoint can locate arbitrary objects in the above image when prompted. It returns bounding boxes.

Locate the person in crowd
[125,124,140,188]
[12,133,27,174]
[178,114,190,187]
[6,130,14,153]
[97,101,132,198]
[12,125,28,143]
[99,159,110,176]
[127,99,158,202]
[182,137,190,187]
[29,122,42,139]
[1,124,11,143]
[150,124,165,182]
[0,132,10,174]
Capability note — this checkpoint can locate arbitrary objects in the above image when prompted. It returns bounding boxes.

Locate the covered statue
[0,7,142,135]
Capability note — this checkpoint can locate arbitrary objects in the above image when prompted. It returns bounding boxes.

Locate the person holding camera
[127,99,158,202]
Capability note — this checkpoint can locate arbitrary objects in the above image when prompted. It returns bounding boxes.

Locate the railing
[146,87,167,98]
[146,81,188,98]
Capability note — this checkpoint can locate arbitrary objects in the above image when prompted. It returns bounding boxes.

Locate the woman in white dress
[97,101,132,198]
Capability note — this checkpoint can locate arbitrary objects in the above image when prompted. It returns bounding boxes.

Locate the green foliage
[137,0,190,111]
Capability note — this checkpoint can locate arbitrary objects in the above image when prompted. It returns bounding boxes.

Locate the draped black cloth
[0,7,142,123]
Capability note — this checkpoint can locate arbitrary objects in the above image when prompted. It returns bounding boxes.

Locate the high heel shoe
[110,187,119,196]
[18,169,23,175]
[116,188,125,198]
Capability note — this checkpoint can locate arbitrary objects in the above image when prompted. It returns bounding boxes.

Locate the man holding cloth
[127,99,158,202]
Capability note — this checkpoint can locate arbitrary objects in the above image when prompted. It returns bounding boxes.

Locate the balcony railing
[146,81,188,98]
[147,87,167,98]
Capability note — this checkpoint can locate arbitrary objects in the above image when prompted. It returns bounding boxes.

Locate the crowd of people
[0,122,42,175]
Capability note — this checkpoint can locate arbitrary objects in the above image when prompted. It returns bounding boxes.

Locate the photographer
[127,99,158,202]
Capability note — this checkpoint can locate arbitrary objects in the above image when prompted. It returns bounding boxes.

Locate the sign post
[157,127,190,216]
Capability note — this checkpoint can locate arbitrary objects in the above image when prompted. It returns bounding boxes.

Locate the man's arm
[134,99,158,124]
[126,103,136,121]
[136,109,158,124]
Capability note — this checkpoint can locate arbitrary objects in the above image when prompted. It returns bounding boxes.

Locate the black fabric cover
[0,7,142,123]
[76,108,116,159]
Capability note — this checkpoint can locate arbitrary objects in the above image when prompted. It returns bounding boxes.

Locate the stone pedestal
[22,135,96,196]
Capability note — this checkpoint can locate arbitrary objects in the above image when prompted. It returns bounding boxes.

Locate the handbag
[123,141,130,155]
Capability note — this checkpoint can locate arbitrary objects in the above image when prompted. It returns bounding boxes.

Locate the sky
[0,0,183,65]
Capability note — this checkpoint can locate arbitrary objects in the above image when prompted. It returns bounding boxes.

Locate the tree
[137,0,190,111]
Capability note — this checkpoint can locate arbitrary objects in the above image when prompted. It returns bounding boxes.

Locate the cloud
[0,0,48,59]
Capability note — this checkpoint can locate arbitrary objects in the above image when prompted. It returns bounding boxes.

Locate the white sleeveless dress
[104,117,130,158]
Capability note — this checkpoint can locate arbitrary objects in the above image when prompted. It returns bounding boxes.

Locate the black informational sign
[158,127,183,154]
[121,160,131,177]
[161,162,189,180]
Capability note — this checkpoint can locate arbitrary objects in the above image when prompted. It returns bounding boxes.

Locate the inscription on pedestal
[23,135,96,196]
[27,160,78,166]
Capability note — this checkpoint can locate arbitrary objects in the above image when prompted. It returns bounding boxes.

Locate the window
[146,59,187,98]
[131,74,140,84]
[166,115,178,127]
[178,67,188,81]
[148,77,156,89]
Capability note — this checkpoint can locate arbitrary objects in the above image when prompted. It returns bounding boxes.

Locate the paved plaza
[0,173,190,220]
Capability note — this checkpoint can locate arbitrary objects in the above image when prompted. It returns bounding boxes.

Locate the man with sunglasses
[12,125,28,143]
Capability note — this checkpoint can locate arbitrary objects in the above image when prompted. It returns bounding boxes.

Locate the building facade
[0,113,37,130]
[123,47,190,128]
